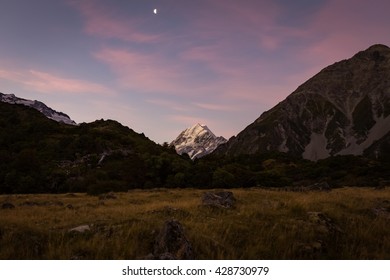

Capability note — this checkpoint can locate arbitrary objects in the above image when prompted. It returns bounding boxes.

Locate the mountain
[214,44,390,161]
[171,123,227,159]
[0,101,191,194]
[0,92,76,125]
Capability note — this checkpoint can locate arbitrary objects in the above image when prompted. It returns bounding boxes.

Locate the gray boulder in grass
[202,191,236,208]
[153,219,194,260]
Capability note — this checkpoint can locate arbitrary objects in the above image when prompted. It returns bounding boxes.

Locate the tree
[212,167,235,188]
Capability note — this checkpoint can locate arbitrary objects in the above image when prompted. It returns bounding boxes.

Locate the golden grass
[0,187,389,259]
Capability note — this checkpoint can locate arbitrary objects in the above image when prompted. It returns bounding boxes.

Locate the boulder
[99,192,117,200]
[153,220,194,260]
[202,191,236,208]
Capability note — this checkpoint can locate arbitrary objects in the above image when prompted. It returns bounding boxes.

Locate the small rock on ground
[68,225,91,233]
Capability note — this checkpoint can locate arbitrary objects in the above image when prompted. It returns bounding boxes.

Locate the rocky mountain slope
[0,92,76,125]
[171,123,227,159]
[215,44,390,161]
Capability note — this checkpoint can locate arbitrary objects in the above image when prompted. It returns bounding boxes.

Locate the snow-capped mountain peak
[0,92,76,125]
[186,123,215,139]
[171,123,227,159]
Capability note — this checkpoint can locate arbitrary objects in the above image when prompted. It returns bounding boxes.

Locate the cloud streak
[69,0,162,43]
[93,48,195,95]
[194,102,239,112]
[0,68,113,95]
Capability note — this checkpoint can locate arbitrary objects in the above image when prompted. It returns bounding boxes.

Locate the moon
[153,8,158,14]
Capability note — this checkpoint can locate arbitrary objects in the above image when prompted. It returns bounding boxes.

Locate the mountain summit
[0,92,76,125]
[171,123,227,159]
[215,44,390,161]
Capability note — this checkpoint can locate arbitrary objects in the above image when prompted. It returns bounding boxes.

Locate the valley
[1,44,389,260]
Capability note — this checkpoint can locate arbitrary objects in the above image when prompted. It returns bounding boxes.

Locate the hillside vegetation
[0,102,190,194]
[0,187,389,259]
[1,102,389,195]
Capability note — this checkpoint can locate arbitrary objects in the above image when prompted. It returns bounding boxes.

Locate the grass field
[0,187,389,259]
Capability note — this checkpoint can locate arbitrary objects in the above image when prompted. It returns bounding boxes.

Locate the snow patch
[302,133,330,161]
[337,115,390,156]
[0,92,76,125]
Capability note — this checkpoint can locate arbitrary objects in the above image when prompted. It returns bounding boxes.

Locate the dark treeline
[1,102,389,195]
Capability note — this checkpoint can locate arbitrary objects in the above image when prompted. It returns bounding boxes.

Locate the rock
[371,208,390,219]
[202,191,236,208]
[69,225,91,233]
[153,220,194,260]
[371,200,390,219]
[141,253,155,260]
[46,201,64,206]
[158,252,177,260]
[99,192,117,200]
[297,212,343,258]
[70,249,90,260]
[297,241,323,255]
[66,204,74,209]
[20,201,40,206]
[1,202,15,209]
[307,212,342,234]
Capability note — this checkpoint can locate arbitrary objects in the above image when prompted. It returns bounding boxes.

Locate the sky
[1,0,390,144]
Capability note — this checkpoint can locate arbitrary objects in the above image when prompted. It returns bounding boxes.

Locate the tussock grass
[0,187,389,259]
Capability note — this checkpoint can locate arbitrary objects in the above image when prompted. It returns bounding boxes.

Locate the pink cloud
[194,102,239,112]
[189,0,308,51]
[0,68,113,95]
[179,45,246,78]
[26,70,113,95]
[75,0,310,106]
[146,99,190,112]
[69,0,161,43]
[93,48,205,95]
[0,69,24,81]
[169,114,213,128]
